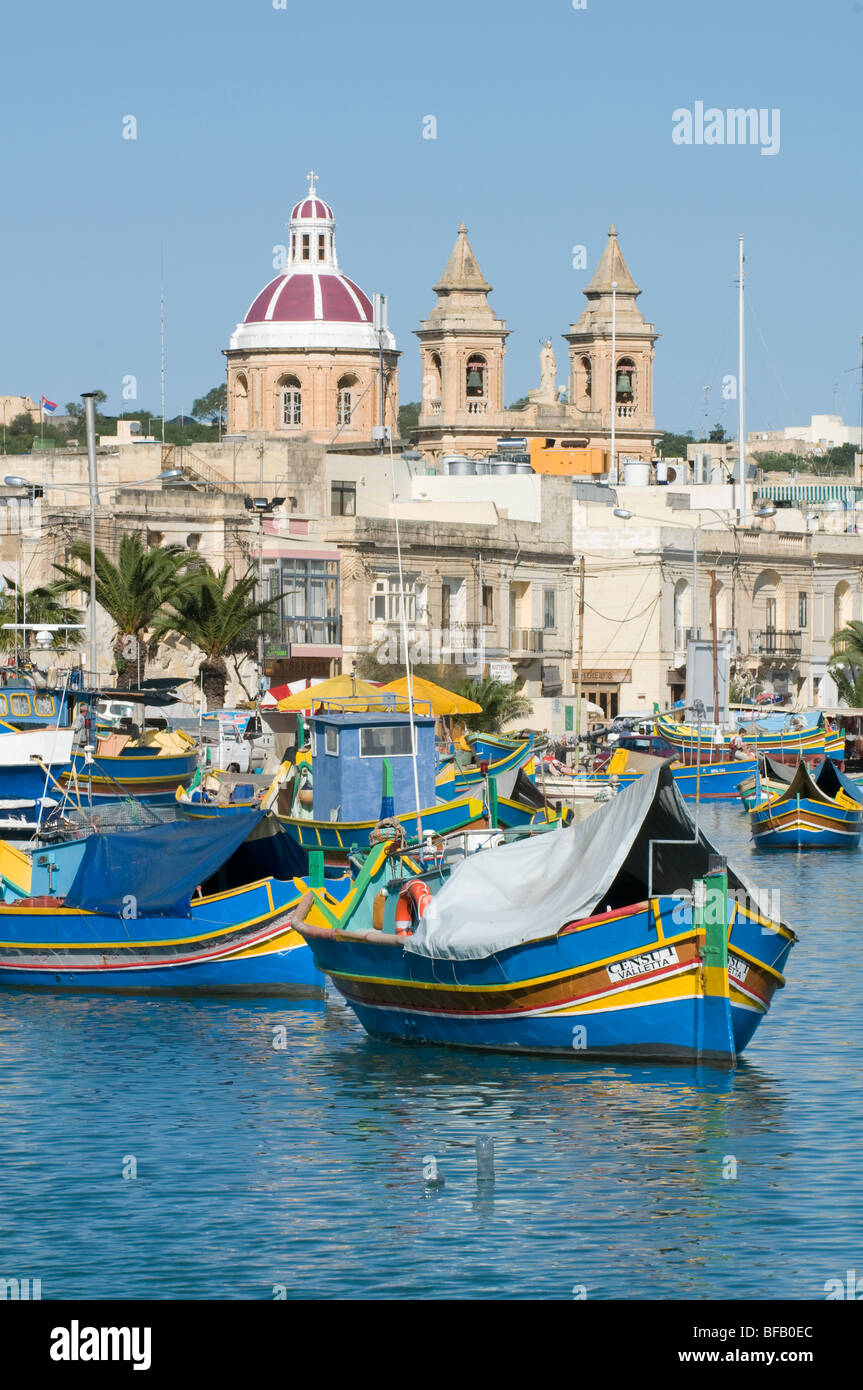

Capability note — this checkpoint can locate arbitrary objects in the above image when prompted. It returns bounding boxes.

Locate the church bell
[466,368,484,391]
[616,371,632,395]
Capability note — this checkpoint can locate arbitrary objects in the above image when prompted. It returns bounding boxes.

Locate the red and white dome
[229,174,394,353]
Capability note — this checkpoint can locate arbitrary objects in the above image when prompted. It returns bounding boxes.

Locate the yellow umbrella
[276,675,383,711]
[379,675,482,717]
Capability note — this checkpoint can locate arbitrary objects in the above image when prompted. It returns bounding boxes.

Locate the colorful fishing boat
[656,710,831,765]
[0,811,340,993]
[277,794,487,859]
[435,738,536,796]
[538,746,757,803]
[294,764,796,1066]
[58,727,198,806]
[749,759,863,848]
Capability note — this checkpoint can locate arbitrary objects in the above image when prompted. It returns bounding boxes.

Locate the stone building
[224,175,399,444]
[414,222,660,468]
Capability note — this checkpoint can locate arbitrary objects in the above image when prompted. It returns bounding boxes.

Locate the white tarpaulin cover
[407,764,773,961]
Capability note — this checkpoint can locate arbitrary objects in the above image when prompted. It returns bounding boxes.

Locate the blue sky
[1,0,861,435]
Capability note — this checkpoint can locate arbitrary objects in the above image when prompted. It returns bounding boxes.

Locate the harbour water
[1,802,860,1301]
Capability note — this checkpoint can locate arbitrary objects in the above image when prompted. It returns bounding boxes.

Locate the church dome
[229,174,395,353]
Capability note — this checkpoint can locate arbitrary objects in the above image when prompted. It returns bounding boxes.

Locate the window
[291,233,296,260]
[337,390,352,426]
[325,727,339,756]
[482,584,494,625]
[766,597,777,631]
[265,556,340,647]
[11,694,31,716]
[369,575,417,623]
[359,724,414,758]
[302,233,310,261]
[441,582,451,630]
[281,378,302,426]
[318,233,326,260]
[0,695,7,715]
[799,591,808,628]
[331,481,356,516]
[34,695,55,716]
[543,588,556,630]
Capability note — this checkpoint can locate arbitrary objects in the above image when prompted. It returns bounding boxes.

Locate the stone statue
[540,338,556,397]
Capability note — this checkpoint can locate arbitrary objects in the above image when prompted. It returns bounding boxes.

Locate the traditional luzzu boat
[537,746,757,804]
[434,736,537,797]
[294,764,797,1067]
[655,710,838,766]
[58,727,199,807]
[749,758,863,848]
[0,809,345,993]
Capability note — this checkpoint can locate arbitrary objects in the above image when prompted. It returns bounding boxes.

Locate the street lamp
[243,496,285,710]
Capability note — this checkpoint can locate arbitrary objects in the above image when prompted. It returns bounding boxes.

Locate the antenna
[160,243,166,445]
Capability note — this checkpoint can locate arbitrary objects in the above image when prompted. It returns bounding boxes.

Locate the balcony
[510,627,545,655]
[750,629,802,659]
[466,400,487,415]
[616,404,636,418]
[265,615,342,659]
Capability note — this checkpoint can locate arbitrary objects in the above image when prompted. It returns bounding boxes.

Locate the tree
[0,585,83,652]
[454,676,533,732]
[53,535,197,688]
[398,401,420,443]
[152,563,281,709]
[830,620,863,706]
[709,423,727,443]
[657,430,694,457]
[507,396,530,411]
[8,412,34,438]
[191,384,227,425]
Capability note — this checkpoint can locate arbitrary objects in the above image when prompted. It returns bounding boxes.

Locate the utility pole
[609,281,617,483]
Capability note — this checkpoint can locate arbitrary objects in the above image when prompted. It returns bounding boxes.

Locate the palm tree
[152,563,280,709]
[0,584,84,652]
[830,619,863,706]
[53,534,197,688]
[455,676,533,733]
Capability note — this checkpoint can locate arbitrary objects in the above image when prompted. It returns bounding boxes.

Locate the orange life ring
[394,879,432,936]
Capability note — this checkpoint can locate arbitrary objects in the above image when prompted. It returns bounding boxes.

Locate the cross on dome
[306,169,318,195]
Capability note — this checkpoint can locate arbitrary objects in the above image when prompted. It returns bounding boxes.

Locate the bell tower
[564,224,659,462]
[414,223,510,461]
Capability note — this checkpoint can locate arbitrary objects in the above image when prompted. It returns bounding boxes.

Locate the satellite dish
[34,628,54,648]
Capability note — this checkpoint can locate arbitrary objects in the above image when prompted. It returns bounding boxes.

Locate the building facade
[225,176,399,444]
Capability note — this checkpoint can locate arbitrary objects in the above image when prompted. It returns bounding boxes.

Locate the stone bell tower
[413,223,510,462]
[564,224,660,463]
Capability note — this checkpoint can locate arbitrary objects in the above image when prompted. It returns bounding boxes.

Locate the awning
[756,484,862,503]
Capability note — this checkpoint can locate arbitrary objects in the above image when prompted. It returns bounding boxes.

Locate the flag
[40,397,57,413]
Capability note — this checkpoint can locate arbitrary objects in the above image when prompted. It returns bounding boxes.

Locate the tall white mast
[610,279,617,483]
[738,235,745,520]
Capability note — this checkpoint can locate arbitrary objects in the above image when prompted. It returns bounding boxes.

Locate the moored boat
[294,764,796,1066]
[749,758,863,848]
[0,810,335,993]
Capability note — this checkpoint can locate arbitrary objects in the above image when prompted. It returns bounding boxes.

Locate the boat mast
[738,235,745,521]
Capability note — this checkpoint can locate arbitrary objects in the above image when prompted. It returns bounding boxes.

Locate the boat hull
[301,893,793,1066]
[277,795,486,857]
[0,875,328,994]
[750,798,863,848]
[60,750,198,805]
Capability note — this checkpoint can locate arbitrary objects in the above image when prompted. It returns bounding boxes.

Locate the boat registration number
[728,955,749,984]
[607,946,679,983]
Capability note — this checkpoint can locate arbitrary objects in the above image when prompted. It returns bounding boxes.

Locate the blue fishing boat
[0,810,342,993]
[750,758,863,848]
[295,764,796,1066]
[435,737,536,796]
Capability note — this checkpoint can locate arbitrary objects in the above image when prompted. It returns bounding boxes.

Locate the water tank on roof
[443,455,476,475]
[655,460,669,484]
[622,460,650,487]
